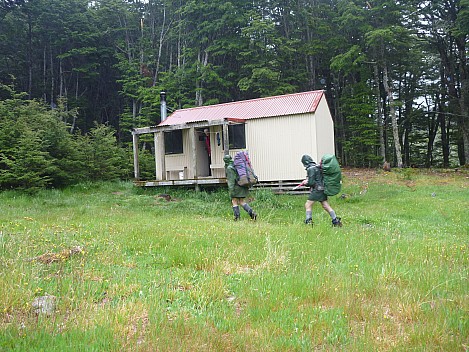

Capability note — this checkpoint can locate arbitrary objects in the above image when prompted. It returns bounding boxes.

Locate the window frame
[164,130,183,155]
[228,123,246,149]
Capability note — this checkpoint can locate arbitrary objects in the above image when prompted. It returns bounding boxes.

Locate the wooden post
[155,131,166,180]
[222,121,229,155]
[189,127,199,191]
[132,132,140,180]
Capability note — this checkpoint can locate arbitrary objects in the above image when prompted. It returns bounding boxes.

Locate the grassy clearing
[0,169,468,351]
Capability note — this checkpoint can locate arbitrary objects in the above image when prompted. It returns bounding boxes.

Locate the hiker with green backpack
[299,154,342,227]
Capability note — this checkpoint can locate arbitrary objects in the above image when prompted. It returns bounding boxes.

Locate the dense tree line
[0,0,468,187]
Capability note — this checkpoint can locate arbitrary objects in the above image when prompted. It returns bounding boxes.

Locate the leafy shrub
[73,123,129,181]
[0,86,130,190]
[0,91,62,190]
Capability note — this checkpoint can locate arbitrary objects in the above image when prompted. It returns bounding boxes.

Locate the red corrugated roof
[158,90,324,126]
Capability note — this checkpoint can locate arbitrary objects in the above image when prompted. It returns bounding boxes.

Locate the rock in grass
[32,294,56,315]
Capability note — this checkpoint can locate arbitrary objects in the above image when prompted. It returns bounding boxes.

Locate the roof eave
[132,117,243,135]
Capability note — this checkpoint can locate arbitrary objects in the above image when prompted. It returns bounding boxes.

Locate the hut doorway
[196,128,211,177]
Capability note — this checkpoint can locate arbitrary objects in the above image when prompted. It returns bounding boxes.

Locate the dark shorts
[308,190,327,202]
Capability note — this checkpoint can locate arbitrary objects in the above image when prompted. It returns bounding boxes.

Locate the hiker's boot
[304,218,313,225]
[332,217,342,227]
[242,204,256,220]
[233,206,240,221]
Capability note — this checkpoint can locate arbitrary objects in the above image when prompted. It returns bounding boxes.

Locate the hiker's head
[223,154,233,165]
[301,155,315,168]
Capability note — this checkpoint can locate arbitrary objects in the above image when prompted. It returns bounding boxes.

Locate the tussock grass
[0,170,468,351]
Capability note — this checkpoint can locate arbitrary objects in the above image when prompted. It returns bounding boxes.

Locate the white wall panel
[315,97,335,158]
[246,113,317,181]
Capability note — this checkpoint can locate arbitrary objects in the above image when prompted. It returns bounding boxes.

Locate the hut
[132,90,336,189]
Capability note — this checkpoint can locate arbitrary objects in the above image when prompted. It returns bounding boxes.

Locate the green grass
[0,170,468,351]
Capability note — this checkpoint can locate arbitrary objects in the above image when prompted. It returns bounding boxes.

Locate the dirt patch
[342,167,469,187]
[342,168,381,183]
[339,169,465,197]
[26,246,84,264]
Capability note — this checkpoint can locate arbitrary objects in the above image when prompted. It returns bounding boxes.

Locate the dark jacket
[301,155,324,191]
[224,155,249,198]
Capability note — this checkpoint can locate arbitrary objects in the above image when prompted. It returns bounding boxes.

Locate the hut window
[228,124,246,149]
[164,130,183,154]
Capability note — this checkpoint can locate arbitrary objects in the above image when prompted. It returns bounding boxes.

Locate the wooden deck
[134,178,309,194]
[133,177,227,188]
[252,180,309,194]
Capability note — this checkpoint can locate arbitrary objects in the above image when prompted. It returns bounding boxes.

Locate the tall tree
[417,0,468,165]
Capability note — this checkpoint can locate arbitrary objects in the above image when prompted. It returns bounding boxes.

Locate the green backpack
[321,154,342,196]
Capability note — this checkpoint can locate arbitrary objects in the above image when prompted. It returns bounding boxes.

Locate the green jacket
[301,155,324,191]
[224,155,249,198]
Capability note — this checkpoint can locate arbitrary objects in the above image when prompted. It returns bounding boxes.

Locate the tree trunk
[383,64,403,167]
[195,50,209,107]
[455,17,468,165]
[71,73,78,133]
[425,104,439,168]
[59,58,64,98]
[401,71,417,167]
[43,47,47,104]
[458,63,468,165]
[374,64,386,163]
[438,63,450,167]
[152,4,167,86]
[27,11,32,99]
[332,73,345,165]
[50,47,54,107]
[460,80,469,165]
[195,50,202,106]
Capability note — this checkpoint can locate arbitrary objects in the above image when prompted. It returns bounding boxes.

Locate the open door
[196,128,211,177]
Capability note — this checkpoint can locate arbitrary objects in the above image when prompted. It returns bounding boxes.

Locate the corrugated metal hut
[132,90,335,188]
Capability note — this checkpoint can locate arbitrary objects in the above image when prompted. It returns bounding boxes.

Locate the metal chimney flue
[160,91,167,122]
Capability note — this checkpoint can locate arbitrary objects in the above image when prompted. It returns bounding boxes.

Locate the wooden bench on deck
[210,164,225,178]
[166,166,187,180]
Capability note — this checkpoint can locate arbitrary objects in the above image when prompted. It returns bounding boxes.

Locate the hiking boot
[250,211,257,221]
[304,218,313,225]
[332,217,342,227]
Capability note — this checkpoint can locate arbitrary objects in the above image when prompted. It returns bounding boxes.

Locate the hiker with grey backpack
[223,153,257,221]
[299,154,342,227]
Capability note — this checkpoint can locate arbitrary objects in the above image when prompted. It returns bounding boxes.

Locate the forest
[0,0,468,189]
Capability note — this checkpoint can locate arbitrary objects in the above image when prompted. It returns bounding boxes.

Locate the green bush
[0,87,130,190]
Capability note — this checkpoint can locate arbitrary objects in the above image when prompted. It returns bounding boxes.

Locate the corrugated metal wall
[245,100,335,181]
[246,113,317,182]
[314,97,335,159]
